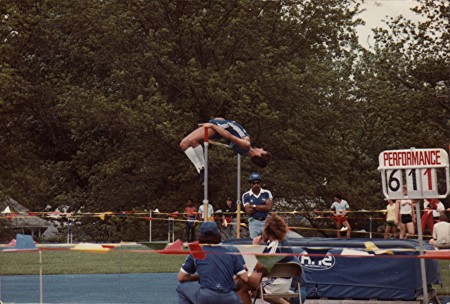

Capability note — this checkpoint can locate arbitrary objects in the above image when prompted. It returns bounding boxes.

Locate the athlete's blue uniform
[176,245,246,304]
[208,119,250,155]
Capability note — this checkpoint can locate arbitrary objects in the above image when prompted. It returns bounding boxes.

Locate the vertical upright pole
[167,216,170,242]
[171,217,175,242]
[67,218,70,244]
[149,210,152,242]
[369,216,372,239]
[39,250,43,304]
[203,126,209,222]
[415,201,428,304]
[236,154,241,238]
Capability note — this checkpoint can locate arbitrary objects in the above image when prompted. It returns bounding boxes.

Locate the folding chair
[253,262,303,304]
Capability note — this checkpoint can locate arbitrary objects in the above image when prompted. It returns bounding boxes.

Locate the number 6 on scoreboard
[386,169,403,199]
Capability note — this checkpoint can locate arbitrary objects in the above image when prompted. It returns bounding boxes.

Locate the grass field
[0,249,185,275]
[0,247,448,296]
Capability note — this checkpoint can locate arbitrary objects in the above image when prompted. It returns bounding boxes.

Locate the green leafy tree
[4,0,447,240]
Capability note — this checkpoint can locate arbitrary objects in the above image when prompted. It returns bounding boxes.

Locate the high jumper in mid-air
[180,118,271,178]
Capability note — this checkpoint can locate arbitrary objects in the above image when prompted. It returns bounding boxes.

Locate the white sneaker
[341,227,348,231]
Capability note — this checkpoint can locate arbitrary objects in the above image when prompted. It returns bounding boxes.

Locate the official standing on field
[242,172,273,238]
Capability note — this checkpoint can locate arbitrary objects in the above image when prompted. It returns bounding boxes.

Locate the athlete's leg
[342,220,351,238]
[176,281,199,304]
[237,272,262,304]
[392,224,398,239]
[399,222,406,239]
[406,222,415,238]
[193,146,205,167]
[384,225,390,239]
[180,127,216,172]
[335,220,342,238]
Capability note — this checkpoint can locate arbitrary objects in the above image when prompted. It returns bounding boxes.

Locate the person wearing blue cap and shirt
[176,221,249,304]
[242,172,273,238]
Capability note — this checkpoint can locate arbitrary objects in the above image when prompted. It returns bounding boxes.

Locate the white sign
[378,148,449,199]
[378,148,448,169]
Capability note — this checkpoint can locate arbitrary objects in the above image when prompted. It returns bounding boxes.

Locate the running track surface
[0,273,178,304]
[2,273,449,304]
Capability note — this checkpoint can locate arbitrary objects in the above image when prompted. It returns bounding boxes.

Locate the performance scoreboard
[378,148,450,199]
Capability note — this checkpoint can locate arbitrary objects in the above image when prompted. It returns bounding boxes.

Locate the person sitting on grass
[176,221,248,304]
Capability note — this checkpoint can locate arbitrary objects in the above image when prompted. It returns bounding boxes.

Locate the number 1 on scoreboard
[406,169,422,198]
[421,168,438,197]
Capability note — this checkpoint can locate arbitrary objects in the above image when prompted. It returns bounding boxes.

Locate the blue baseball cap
[249,172,262,181]
[200,222,219,237]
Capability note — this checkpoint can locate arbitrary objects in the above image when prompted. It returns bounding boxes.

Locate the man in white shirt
[330,194,352,239]
[423,199,445,221]
[198,202,214,221]
[429,214,450,249]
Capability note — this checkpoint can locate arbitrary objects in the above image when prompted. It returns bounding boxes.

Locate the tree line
[0,0,448,241]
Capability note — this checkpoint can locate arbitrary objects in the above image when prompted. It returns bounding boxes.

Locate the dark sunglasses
[251,181,261,185]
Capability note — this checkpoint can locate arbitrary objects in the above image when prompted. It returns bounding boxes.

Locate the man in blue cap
[176,221,248,304]
[242,172,273,238]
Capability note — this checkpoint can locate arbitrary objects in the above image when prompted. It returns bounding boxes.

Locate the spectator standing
[198,202,214,222]
[222,197,237,239]
[424,198,445,222]
[243,172,273,238]
[398,187,416,239]
[422,198,445,235]
[330,194,352,239]
[384,200,399,239]
[429,214,450,249]
[183,199,197,242]
[176,222,248,304]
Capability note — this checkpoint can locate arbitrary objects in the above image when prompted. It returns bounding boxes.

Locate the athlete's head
[251,149,271,168]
